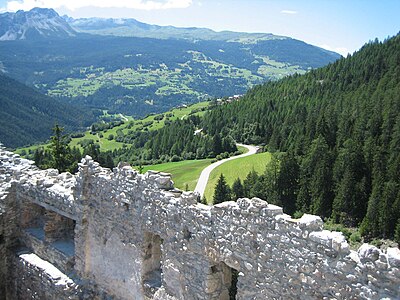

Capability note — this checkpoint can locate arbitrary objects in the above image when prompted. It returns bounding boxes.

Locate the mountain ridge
[0,7,76,41]
[66,15,287,43]
[0,73,94,148]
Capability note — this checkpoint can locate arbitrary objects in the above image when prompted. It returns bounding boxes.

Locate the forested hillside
[0,74,94,148]
[112,114,238,165]
[197,34,400,240]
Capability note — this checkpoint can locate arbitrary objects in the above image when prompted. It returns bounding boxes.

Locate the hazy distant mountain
[0,7,76,41]
[66,16,285,43]
[0,74,93,148]
[0,8,341,118]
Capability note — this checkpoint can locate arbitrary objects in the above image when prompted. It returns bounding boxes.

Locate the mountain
[0,7,76,41]
[0,8,340,118]
[67,16,286,43]
[0,74,94,148]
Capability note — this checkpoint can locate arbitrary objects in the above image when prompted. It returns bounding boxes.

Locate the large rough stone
[358,243,381,262]
[387,247,400,268]
[298,214,323,231]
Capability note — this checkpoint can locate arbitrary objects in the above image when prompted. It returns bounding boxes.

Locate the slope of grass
[16,101,210,154]
[140,158,212,191]
[204,152,272,202]
[70,101,210,151]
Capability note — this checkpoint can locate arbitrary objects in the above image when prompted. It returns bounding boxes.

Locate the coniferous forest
[198,35,400,241]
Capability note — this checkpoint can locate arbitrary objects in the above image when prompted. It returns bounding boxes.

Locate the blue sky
[1,0,399,56]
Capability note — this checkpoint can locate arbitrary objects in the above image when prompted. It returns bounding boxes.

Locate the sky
[0,0,399,56]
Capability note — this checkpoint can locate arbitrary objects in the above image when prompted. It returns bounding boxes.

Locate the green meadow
[140,159,213,191]
[204,152,272,202]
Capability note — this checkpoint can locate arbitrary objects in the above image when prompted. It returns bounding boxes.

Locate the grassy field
[204,152,272,203]
[140,159,212,191]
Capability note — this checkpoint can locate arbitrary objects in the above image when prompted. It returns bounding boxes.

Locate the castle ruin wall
[0,145,399,299]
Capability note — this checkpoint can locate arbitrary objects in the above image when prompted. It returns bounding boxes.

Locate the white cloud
[4,0,193,12]
[280,10,298,15]
[319,44,349,56]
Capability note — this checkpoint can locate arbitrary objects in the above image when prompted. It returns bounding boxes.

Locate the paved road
[194,144,258,198]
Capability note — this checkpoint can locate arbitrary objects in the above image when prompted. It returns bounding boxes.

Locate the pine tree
[213,174,231,205]
[332,138,368,224]
[231,178,244,200]
[297,136,333,218]
[262,155,281,205]
[277,152,299,215]
[49,124,71,173]
[243,169,259,198]
[212,133,223,156]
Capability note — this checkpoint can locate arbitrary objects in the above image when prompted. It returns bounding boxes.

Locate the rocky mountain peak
[0,7,76,41]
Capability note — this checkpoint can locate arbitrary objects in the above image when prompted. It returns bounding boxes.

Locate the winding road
[194,144,258,198]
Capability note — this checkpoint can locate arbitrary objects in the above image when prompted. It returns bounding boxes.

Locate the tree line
[111,115,238,165]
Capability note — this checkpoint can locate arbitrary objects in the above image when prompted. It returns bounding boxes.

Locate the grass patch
[204,152,272,203]
[140,159,212,191]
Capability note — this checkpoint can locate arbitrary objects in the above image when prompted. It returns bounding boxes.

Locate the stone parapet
[0,145,399,299]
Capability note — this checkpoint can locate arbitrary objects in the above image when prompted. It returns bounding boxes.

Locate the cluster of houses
[216,94,243,104]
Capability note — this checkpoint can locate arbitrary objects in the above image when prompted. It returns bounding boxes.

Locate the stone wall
[0,145,399,299]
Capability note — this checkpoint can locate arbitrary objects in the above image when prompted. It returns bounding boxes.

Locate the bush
[184,152,196,160]
[349,231,362,244]
[70,132,85,138]
[323,220,353,240]
[170,155,181,162]
[222,152,229,159]
[370,239,383,248]
[108,134,114,140]
[154,114,164,121]
[293,211,303,219]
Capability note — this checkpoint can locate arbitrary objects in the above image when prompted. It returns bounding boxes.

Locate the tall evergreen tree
[50,124,72,173]
[277,152,300,215]
[213,174,231,205]
[232,178,244,200]
[297,136,333,218]
[243,169,259,198]
[332,138,368,225]
[260,155,281,205]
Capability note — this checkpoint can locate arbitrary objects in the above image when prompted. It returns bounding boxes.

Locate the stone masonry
[0,144,399,300]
